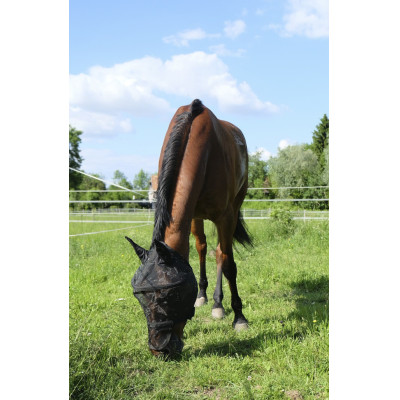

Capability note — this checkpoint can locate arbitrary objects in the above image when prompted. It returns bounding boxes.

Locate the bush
[270,208,295,237]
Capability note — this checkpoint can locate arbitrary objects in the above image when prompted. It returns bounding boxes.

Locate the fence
[69,169,328,236]
[69,208,328,223]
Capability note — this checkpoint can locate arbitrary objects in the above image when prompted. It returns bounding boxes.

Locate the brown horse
[126,99,252,357]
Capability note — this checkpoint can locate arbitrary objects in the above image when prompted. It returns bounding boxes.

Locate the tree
[79,173,106,210]
[311,114,329,165]
[111,170,133,190]
[79,173,106,191]
[267,144,320,201]
[69,125,83,189]
[133,169,151,190]
[320,144,329,186]
[247,151,268,199]
[69,172,106,211]
[106,170,134,208]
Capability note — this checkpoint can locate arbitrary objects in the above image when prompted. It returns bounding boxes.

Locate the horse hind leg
[219,248,248,330]
[191,219,208,307]
[215,211,248,330]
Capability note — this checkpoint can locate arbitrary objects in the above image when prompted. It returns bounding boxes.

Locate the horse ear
[125,236,148,262]
[154,240,172,264]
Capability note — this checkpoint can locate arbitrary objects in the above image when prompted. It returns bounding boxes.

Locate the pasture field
[69,218,329,399]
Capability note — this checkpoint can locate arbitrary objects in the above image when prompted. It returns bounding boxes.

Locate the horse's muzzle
[147,321,185,359]
[149,331,184,359]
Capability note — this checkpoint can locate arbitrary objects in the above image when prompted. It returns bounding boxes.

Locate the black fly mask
[125,237,198,356]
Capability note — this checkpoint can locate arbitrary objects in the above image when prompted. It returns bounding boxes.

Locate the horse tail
[233,210,253,248]
[153,99,205,242]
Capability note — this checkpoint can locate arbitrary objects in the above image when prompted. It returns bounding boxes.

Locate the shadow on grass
[185,333,266,358]
[287,275,329,329]
[185,275,329,358]
[290,275,329,294]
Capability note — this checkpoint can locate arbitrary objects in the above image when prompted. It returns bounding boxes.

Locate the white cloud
[69,106,132,137]
[209,44,246,58]
[278,139,292,149]
[70,59,172,116]
[70,51,279,128]
[252,147,272,161]
[224,20,246,39]
[163,28,220,47]
[282,0,328,38]
[163,21,246,46]
[80,148,159,180]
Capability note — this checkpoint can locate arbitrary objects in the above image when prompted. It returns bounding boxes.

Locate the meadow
[69,216,328,399]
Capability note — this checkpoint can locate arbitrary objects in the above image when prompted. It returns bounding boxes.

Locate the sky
[69,0,328,183]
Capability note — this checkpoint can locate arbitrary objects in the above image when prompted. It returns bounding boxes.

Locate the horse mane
[152,99,205,243]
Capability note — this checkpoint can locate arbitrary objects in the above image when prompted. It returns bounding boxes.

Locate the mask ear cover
[125,236,149,262]
[153,240,172,264]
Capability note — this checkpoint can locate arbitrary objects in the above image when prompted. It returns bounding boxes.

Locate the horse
[125,99,252,358]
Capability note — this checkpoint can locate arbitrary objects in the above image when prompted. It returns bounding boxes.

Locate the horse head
[125,236,198,358]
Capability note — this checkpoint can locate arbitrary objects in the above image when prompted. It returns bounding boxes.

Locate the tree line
[69,114,328,210]
[246,114,329,209]
[69,125,153,210]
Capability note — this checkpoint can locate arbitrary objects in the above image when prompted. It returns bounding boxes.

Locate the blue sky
[70,0,328,182]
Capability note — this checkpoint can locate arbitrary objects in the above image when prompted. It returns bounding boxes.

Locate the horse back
[190,108,249,221]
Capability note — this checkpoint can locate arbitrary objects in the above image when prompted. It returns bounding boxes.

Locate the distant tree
[68,172,106,211]
[79,173,106,210]
[247,151,269,199]
[79,173,106,191]
[133,169,151,190]
[320,145,329,186]
[106,170,134,208]
[311,114,329,165]
[111,170,133,190]
[69,125,83,189]
[267,144,320,200]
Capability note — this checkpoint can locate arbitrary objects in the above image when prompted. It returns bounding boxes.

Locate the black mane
[152,99,204,243]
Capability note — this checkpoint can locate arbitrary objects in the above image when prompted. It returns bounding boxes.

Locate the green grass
[70,219,328,399]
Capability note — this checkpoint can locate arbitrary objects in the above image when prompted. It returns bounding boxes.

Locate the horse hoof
[234,322,249,332]
[212,307,225,319]
[194,297,207,307]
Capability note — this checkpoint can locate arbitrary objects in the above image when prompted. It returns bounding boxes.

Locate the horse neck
[153,102,209,260]
[163,180,198,260]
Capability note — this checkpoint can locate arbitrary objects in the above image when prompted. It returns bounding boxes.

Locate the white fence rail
[69,208,328,237]
[69,208,328,222]
[242,209,328,220]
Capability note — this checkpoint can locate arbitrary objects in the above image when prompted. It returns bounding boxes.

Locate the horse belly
[192,171,234,222]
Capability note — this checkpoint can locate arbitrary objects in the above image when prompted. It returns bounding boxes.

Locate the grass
[70,218,328,399]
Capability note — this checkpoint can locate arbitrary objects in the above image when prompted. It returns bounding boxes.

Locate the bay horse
[126,99,252,357]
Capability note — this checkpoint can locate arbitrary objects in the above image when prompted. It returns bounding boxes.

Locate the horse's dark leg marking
[215,209,248,329]
[192,219,208,307]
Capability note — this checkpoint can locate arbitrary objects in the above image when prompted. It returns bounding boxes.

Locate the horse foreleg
[191,219,208,307]
[211,258,225,319]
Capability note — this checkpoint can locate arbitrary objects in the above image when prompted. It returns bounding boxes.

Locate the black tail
[233,211,253,248]
[153,99,205,243]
